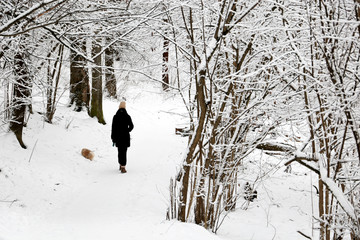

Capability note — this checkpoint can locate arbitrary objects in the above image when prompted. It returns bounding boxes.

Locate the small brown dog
[81,148,94,161]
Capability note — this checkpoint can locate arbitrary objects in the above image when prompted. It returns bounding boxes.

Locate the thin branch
[0,0,67,33]
[28,139,38,163]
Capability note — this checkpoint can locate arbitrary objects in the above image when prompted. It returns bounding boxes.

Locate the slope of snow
[0,83,314,240]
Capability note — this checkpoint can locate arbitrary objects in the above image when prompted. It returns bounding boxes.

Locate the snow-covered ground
[0,83,316,240]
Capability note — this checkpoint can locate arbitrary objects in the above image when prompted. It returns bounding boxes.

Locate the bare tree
[89,37,106,124]
[9,40,31,149]
[165,0,359,237]
[46,43,64,122]
[165,0,285,231]
[161,3,170,91]
[69,39,90,112]
[104,41,117,98]
[275,0,360,239]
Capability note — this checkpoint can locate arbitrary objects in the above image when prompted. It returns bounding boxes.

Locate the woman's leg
[117,146,128,166]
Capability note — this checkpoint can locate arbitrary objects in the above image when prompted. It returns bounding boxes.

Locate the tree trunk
[46,44,64,123]
[178,69,207,221]
[69,40,89,112]
[89,40,106,124]
[104,44,117,98]
[46,57,53,120]
[178,164,191,222]
[10,50,31,149]
[162,8,170,91]
[162,36,169,91]
[355,0,360,35]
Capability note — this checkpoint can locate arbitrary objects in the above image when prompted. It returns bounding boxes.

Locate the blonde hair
[119,101,126,109]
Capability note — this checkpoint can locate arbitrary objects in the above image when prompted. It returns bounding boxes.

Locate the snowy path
[38,99,181,240]
[26,95,189,240]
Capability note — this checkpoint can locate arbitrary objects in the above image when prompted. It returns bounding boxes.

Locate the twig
[0,199,18,207]
[28,139,38,163]
[65,117,74,130]
[297,230,312,239]
[0,199,18,203]
[270,223,277,240]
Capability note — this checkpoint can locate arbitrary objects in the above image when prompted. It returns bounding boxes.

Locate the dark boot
[120,166,127,173]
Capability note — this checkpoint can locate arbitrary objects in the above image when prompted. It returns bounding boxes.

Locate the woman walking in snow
[111,101,134,173]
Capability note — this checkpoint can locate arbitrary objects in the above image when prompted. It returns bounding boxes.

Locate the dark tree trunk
[10,50,31,149]
[194,190,205,225]
[89,41,106,125]
[355,0,360,35]
[178,164,190,222]
[162,9,170,91]
[69,41,89,112]
[162,35,170,91]
[46,44,64,123]
[105,45,117,98]
[178,70,208,222]
[46,58,53,119]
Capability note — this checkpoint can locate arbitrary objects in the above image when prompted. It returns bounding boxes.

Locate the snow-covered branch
[319,159,358,222]
[0,0,68,35]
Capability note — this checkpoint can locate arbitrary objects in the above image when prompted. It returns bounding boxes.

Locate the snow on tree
[163,0,360,238]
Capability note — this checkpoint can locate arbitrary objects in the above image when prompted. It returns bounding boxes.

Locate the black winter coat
[111,108,134,147]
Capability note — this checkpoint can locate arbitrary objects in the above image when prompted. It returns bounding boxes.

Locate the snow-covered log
[256,142,296,153]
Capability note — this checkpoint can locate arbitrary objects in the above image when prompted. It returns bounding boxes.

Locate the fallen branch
[0,199,18,207]
[0,199,18,203]
[256,142,296,153]
[285,157,319,175]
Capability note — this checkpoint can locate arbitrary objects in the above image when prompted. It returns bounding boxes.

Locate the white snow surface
[0,83,315,240]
